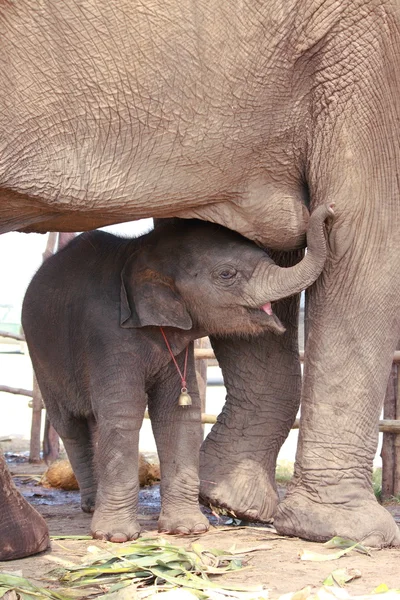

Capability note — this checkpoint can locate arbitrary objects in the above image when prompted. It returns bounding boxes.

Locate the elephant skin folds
[0,453,49,561]
[0,0,400,550]
[21,218,329,543]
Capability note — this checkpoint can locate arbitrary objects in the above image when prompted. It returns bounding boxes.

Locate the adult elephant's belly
[0,0,311,246]
[0,0,308,247]
[0,150,309,249]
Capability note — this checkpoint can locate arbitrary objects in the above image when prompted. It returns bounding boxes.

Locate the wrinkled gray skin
[21,213,330,542]
[1,0,400,549]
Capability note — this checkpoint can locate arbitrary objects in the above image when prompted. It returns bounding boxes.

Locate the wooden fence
[1,333,400,497]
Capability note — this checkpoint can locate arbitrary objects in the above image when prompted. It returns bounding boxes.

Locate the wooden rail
[2,331,399,365]
[142,411,400,433]
[0,330,25,342]
[0,385,32,397]
[195,348,400,364]
[201,416,400,432]
[1,347,400,435]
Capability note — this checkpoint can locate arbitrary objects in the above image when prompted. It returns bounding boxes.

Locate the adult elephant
[0,0,399,557]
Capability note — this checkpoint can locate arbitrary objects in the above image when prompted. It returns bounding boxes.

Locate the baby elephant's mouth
[261,302,273,315]
[246,302,286,335]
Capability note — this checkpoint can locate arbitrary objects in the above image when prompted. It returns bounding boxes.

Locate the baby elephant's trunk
[254,203,334,302]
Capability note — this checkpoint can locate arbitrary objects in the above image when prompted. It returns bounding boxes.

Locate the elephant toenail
[93,530,108,540]
[193,524,209,533]
[109,532,129,543]
[246,509,259,519]
[175,526,191,535]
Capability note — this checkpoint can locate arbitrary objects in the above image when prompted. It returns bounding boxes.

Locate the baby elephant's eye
[219,268,237,280]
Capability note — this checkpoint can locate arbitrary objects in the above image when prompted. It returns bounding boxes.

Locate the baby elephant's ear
[120,254,192,330]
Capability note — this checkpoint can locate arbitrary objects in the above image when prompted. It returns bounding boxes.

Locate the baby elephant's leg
[60,417,97,513]
[148,346,209,535]
[43,400,97,514]
[90,378,147,543]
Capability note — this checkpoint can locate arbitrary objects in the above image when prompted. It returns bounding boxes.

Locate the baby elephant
[22,207,332,542]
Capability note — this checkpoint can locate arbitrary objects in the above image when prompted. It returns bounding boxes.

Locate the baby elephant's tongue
[261,302,273,315]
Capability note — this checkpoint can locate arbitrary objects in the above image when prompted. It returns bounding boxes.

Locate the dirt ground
[2,458,400,599]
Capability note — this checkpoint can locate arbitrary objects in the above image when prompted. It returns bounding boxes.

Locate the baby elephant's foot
[81,493,96,513]
[158,508,210,535]
[91,508,141,543]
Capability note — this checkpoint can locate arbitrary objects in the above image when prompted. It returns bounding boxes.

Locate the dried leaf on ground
[323,538,371,556]
[299,540,366,562]
[323,568,362,587]
[0,537,267,600]
[278,584,400,600]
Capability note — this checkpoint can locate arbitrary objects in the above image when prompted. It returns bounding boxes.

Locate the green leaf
[151,567,265,593]
[371,583,400,594]
[1,536,261,600]
[0,573,75,600]
[203,548,231,557]
[323,536,371,556]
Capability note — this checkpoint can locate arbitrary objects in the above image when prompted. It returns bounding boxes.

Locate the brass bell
[178,387,192,406]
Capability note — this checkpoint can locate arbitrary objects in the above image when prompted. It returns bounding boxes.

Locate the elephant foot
[91,507,141,542]
[274,491,400,547]
[158,508,209,535]
[199,459,278,522]
[0,481,50,560]
[81,493,96,513]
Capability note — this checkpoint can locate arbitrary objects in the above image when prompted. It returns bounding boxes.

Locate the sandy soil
[1,459,400,598]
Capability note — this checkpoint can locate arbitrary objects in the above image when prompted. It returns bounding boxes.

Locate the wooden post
[58,232,77,248]
[381,353,400,500]
[42,232,58,261]
[194,338,209,436]
[40,232,75,463]
[29,374,43,463]
[394,367,400,497]
[28,233,59,462]
[43,415,60,464]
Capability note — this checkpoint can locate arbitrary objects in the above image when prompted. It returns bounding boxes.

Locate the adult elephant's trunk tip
[306,201,335,257]
[312,201,335,221]
[255,202,335,304]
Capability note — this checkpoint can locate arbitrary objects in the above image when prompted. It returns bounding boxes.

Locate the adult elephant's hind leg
[0,450,49,560]
[200,256,302,522]
[274,242,400,547]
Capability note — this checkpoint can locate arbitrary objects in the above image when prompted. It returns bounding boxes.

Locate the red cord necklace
[160,327,192,406]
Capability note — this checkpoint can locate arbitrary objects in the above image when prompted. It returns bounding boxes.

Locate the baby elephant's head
[120,205,333,338]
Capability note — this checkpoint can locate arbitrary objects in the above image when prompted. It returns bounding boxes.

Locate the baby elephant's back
[21,231,127,393]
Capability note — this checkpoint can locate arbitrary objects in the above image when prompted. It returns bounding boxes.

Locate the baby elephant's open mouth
[261,302,273,315]
[246,302,286,334]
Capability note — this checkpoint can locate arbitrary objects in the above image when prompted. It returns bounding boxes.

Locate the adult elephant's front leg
[200,254,302,522]
[274,237,400,546]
